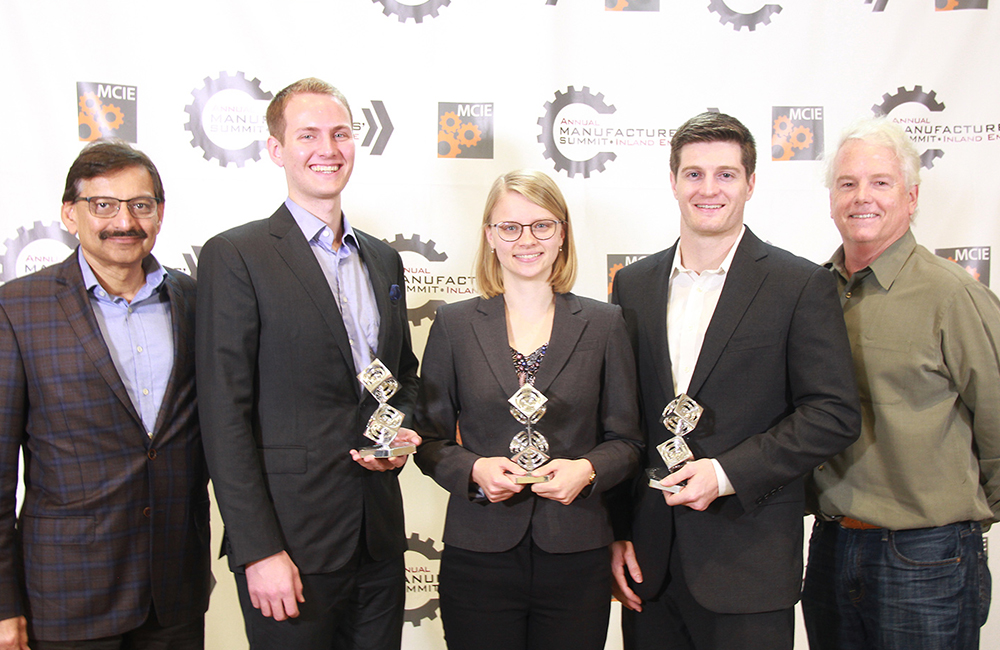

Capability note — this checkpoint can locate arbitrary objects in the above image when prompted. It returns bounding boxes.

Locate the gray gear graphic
[707,0,782,31]
[871,86,946,116]
[537,86,617,178]
[383,234,449,262]
[1,221,79,283]
[407,300,447,327]
[372,0,452,23]
[920,149,945,170]
[184,71,273,168]
[404,533,442,627]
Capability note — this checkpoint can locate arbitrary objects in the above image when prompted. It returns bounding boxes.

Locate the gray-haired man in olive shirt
[803,117,999,650]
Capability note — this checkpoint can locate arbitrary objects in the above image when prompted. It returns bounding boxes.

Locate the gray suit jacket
[196,204,419,574]
[415,292,643,554]
[611,228,861,614]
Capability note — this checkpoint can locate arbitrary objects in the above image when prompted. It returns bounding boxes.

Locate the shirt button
[136,346,143,352]
[147,431,154,438]
[142,388,149,395]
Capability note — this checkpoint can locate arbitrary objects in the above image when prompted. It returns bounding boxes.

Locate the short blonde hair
[266,77,352,144]
[474,170,577,299]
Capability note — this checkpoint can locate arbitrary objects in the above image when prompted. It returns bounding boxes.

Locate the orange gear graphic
[771,134,794,161]
[607,262,625,296]
[937,0,960,10]
[439,112,461,134]
[772,115,793,138]
[96,103,125,131]
[78,112,103,141]
[965,265,981,281]
[438,130,461,158]
[79,92,102,117]
[788,125,813,150]
[607,0,629,10]
[456,123,482,148]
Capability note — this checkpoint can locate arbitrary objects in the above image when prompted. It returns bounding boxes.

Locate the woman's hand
[472,456,526,502]
[531,458,594,505]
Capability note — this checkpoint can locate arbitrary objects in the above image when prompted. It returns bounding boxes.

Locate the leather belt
[838,516,881,530]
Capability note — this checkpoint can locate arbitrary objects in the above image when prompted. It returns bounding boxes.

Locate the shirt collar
[825,228,916,291]
[77,247,166,300]
[671,225,746,278]
[286,197,359,250]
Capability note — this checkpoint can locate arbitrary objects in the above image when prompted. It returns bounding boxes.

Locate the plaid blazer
[0,251,211,641]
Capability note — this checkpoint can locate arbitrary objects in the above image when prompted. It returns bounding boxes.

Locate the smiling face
[830,138,918,264]
[485,191,565,288]
[61,165,163,278]
[267,92,355,216]
[671,140,755,241]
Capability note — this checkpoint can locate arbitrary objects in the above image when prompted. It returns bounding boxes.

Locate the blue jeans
[802,519,991,650]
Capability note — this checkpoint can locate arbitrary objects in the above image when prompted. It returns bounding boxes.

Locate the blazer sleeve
[195,234,285,567]
[413,308,482,498]
[718,265,862,511]
[0,302,27,620]
[579,306,643,496]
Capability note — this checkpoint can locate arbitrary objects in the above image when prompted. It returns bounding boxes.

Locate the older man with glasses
[0,139,210,650]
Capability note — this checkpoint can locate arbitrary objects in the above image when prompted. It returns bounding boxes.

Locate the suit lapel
[646,247,677,402]
[269,207,360,398]
[356,231,391,360]
[532,293,585,395]
[152,270,188,436]
[687,230,768,397]
[54,254,143,428]
[471,296,520,398]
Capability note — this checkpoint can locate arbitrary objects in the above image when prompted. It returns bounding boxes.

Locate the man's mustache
[99,229,148,240]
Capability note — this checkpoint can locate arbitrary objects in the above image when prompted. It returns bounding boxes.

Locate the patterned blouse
[511,343,548,387]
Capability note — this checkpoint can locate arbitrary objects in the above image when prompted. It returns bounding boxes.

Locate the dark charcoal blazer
[0,252,210,641]
[415,293,643,554]
[611,228,860,614]
[196,204,419,575]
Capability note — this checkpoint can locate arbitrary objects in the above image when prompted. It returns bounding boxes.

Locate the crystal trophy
[647,394,702,492]
[507,384,552,484]
[357,359,415,458]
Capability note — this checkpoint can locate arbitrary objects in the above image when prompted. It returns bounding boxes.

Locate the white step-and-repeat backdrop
[2,1,998,648]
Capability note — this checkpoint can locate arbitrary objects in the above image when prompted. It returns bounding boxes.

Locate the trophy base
[511,473,550,484]
[646,467,682,493]
[357,443,417,459]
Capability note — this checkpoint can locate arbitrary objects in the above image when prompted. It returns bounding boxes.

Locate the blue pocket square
[389,284,402,302]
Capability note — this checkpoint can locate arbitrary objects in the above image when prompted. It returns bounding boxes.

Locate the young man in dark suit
[0,140,210,649]
[610,112,860,650]
[196,78,419,650]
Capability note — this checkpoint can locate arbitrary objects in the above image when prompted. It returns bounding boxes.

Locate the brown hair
[670,112,756,178]
[62,139,164,203]
[266,77,353,144]
[474,170,577,299]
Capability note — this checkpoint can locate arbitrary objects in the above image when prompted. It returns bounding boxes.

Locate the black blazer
[611,229,860,614]
[0,253,209,641]
[196,204,419,574]
[414,293,643,554]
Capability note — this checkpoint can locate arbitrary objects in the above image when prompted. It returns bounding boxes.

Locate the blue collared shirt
[78,248,174,438]
[286,198,380,377]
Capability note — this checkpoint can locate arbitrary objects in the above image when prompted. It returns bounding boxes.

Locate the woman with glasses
[414,169,643,650]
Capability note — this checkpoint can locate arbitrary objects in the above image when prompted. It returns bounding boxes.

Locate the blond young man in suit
[0,140,209,649]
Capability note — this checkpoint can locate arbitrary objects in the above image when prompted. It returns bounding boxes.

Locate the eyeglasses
[73,196,161,219]
[489,219,564,242]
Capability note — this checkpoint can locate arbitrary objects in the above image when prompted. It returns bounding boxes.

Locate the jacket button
[143,507,151,518]
[147,448,157,460]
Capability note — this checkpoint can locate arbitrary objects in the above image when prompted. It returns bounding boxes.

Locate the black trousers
[235,545,405,650]
[438,533,612,650]
[30,606,203,650]
[622,540,793,650]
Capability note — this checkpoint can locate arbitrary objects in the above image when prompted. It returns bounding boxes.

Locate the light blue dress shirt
[286,198,381,378]
[78,248,174,438]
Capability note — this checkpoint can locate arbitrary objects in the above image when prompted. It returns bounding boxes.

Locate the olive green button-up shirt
[811,229,1000,530]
